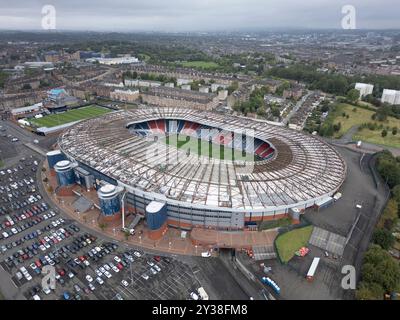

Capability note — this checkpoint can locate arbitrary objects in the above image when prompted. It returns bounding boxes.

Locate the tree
[372,229,395,250]
[333,122,341,132]
[360,245,400,293]
[377,159,400,188]
[356,281,384,300]
[391,185,400,214]
[347,89,360,103]
[381,129,388,138]
[377,199,399,230]
[392,127,398,136]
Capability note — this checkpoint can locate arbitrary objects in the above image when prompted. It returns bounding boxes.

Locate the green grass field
[259,217,292,231]
[162,134,256,161]
[179,61,220,69]
[275,225,314,263]
[329,103,400,148]
[30,105,111,128]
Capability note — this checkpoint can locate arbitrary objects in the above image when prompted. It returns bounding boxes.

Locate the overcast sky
[0,0,398,31]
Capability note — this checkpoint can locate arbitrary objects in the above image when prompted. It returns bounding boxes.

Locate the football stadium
[55,107,346,235]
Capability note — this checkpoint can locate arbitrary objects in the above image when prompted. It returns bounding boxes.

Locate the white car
[99,267,106,274]
[95,269,103,277]
[150,267,157,275]
[43,287,51,295]
[86,275,93,283]
[104,271,112,279]
[147,261,155,267]
[112,266,119,273]
[133,251,141,258]
[121,280,129,287]
[190,292,199,300]
[83,260,90,267]
[154,265,161,272]
[113,256,121,263]
[103,264,111,271]
[96,277,104,285]
[201,252,211,258]
[141,274,149,280]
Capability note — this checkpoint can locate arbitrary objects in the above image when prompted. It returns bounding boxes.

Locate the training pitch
[30,105,111,128]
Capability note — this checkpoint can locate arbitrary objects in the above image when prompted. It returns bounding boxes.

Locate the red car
[154,256,161,262]
[117,263,123,270]
[57,269,65,276]
[35,260,42,268]
[79,256,86,262]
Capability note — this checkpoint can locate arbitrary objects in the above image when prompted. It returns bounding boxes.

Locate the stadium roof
[59,107,346,212]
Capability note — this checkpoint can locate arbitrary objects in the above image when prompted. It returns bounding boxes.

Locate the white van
[198,287,209,300]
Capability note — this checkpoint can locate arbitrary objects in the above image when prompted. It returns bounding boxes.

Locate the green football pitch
[162,134,256,161]
[30,105,111,128]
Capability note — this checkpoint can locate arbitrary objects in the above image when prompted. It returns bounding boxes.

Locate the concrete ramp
[309,227,346,256]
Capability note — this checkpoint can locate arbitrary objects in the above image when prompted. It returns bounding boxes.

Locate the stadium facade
[56,107,347,231]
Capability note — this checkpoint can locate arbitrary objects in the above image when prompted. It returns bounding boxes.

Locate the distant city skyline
[0,0,399,32]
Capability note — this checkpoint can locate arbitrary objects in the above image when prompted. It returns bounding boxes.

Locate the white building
[355,83,374,98]
[124,79,161,88]
[181,84,191,91]
[199,86,210,93]
[88,56,139,65]
[177,78,192,86]
[164,82,175,88]
[218,90,228,101]
[381,89,400,105]
[211,83,228,93]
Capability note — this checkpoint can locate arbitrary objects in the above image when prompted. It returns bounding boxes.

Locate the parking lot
[0,148,204,300]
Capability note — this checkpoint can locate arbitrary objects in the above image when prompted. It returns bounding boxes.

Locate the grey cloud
[0,0,398,31]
